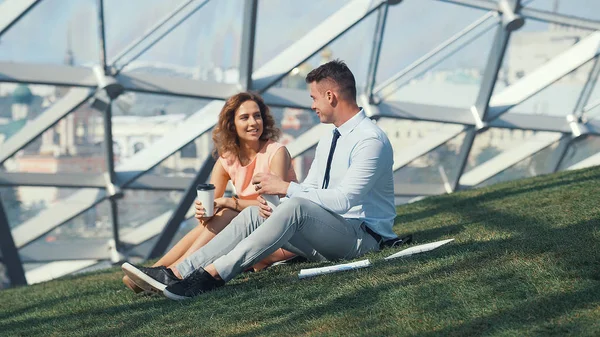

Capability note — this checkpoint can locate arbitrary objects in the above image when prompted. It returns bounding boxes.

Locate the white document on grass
[384,239,454,260]
[298,259,371,279]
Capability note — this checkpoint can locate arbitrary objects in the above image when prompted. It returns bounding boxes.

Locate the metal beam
[97,0,108,73]
[239,0,258,90]
[0,0,40,38]
[0,198,27,286]
[376,101,475,125]
[459,132,562,187]
[0,172,194,190]
[487,31,600,121]
[25,260,99,285]
[453,0,522,190]
[117,72,239,100]
[147,156,215,259]
[576,57,600,119]
[19,240,109,263]
[0,88,94,164]
[365,2,389,101]
[11,189,106,249]
[251,0,385,91]
[0,62,97,87]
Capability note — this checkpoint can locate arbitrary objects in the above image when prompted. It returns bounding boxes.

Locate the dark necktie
[322,129,341,189]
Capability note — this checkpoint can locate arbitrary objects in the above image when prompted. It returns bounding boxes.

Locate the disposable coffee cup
[196,184,216,217]
[262,194,280,210]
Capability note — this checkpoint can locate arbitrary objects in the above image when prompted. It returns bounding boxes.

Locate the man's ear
[327,90,338,107]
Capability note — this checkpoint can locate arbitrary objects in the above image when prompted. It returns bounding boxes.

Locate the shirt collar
[335,108,366,137]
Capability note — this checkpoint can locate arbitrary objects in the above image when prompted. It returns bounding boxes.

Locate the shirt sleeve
[287,137,390,214]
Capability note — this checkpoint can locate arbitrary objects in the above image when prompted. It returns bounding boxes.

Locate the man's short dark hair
[305,60,357,101]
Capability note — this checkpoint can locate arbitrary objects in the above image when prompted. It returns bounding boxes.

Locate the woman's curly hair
[212,92,280,160]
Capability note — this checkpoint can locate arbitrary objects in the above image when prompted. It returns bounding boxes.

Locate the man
[122,60,398,300]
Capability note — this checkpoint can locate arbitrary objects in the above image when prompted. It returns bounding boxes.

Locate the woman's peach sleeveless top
[219,140,297,200]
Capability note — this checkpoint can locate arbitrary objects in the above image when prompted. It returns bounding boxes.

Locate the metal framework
[1,0,600,287]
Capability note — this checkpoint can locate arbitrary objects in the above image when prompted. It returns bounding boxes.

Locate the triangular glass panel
[265,11,379,94]
[475,138,562,188]
[2,84,106,175]
[380,21,496,109]
[0,0,99,66]
[463,128,558,174]
[526,0,600,22]
[0,185,103,233]
[254,0,348,70]
[392,126,467,189]
[491,19,594,98]
[118,0,244,83]
[103,0,189,62]
[495,58,595,117]
[23,199,112,261]
[117,189,184,240]
[376,0,490,95]
[558,135,600,170]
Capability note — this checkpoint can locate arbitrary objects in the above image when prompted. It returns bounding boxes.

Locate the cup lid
[196,183,215,190]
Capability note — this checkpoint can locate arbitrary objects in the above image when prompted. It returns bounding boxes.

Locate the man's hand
[257,195,272,219]
[252,173,289,196]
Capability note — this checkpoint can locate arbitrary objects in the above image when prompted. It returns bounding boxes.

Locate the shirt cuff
[286,181,302,198]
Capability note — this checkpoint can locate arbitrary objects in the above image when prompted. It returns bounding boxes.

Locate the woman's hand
[194,200,212,220]
[214,197,230,210]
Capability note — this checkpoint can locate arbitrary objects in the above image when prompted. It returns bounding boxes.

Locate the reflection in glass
[254,0,347,70]
[0,0,99,66]
[501,59,593,116]
[525,0,600,22]
[492,19,593,99]
[120,0,243,83]
[393,131,466,186]
[0,186,101,230]
[377,0,490,107]
[268,13,377,93]
[117,190,182,234]
[558,135,600,170]
[5,100,106,174]
[103,0,188,62]
[464,128,552,172]
[476,140,559,188]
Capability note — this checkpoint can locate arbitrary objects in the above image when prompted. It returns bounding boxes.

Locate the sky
[0,0,599,87]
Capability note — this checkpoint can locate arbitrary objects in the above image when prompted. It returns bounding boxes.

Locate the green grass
[2,167,600,336]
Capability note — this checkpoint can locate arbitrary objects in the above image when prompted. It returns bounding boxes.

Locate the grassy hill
[1,167,600,336]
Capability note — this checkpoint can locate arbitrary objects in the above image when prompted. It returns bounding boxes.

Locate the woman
[123,92,297,293]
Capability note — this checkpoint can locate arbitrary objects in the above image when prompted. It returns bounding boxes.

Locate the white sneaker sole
[121,263,167,294]
[163,288,191,301]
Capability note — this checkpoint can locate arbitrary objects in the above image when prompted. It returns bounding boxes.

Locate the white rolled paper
[298,259,371,279]
[384,239,454,260]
